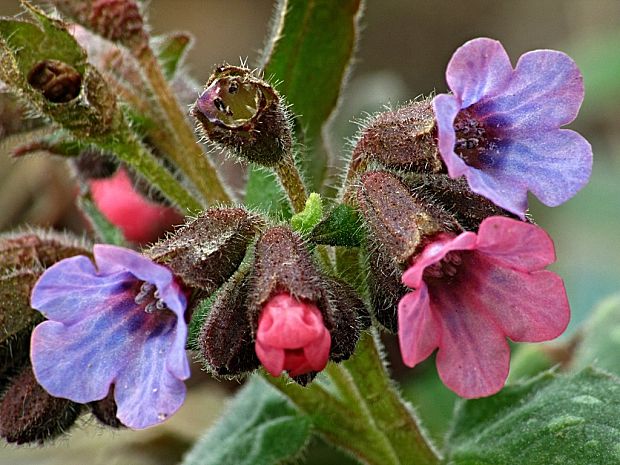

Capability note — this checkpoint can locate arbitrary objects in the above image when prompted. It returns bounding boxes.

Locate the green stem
[275,155,308,213]
[95,128,202,213]
[265,332,441,465]
[137,48,231,205]
[340,331,441,465]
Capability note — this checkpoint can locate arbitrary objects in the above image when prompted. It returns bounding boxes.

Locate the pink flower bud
[255,293,331,378]
[89,168,182,244]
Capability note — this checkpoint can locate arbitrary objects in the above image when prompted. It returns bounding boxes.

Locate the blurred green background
[1,1,619,463]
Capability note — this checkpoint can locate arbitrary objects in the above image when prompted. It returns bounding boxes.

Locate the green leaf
[244,167,291,218]
[181,376,312,465]
[153,32,193,80]
[311,204,364,247]
[573,293,620,377]
[291,192,323,234]
[445,368,620,465]
[78,196,127,247]
[0,2,86,77]
[246,0,363,210]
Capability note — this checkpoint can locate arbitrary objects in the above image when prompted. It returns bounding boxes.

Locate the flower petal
[30,255,134,325]
[257,295,324,348]
[476,50,584,132]
[433,288,510,398]
[464,129,592,216]
[432,93,470,179]
[30,300,136,403]
[255,340,285,376]
[475,216,556,270]
[402,232,477,289]
[465,254,570,342]
[302,329,331,372]
[94,244,173,287]
[446,38,513,108]
[114,323,187,429]
[397,285,441,368]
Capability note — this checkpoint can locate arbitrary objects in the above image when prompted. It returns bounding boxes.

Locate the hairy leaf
[445,368,620,465]
[181,376,311,465]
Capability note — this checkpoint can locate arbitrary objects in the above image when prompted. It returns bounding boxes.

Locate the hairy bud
[357,171,452,264]
[0,232,90,345]
[198,270,260,377]
[192,65,292,166]
[51,0,147,50]
[27,59,82,103]
[147,208,263,292]
[352,98,443,173]
[401,173,517,230]
[0,366,82,444]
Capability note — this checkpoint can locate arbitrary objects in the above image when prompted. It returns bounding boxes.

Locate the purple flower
[30,245,189,429]
[398,216,570,398]
[433,38,592,218]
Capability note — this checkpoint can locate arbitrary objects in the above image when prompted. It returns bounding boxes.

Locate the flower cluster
[6,34,590,440]
[354,37,590,397]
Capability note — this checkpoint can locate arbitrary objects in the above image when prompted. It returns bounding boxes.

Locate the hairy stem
[275,154,308,213]
[265,332,441,465]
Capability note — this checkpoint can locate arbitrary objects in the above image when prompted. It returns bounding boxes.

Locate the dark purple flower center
[423,251,465,282]
[133,281,169,314]
[453,109,499,168]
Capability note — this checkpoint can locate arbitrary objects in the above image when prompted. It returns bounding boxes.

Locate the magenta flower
[30,245,189,429]
[255,293,331,377]
[397,216,569,398]
[433,38,592,218]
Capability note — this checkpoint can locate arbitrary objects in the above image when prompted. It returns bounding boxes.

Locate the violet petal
[445,38,513,108]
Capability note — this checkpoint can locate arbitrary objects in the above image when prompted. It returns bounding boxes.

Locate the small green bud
[291,193,323,234]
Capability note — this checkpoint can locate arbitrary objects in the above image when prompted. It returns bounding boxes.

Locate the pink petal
[90,169,181,244]
[255,340,285,377]
[434,290,510,398]
[475,216,556,270]
[397,285,441,367]
[465,253,570,342]
[446,38,513,108]
[401,232,477,288]
[303,329,331,372]
[257,294,325,348]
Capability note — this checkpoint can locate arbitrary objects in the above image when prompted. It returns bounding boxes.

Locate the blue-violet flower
[433,37,592,217]
[30,244,189,429]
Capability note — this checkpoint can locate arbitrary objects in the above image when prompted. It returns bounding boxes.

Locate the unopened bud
[352,98,443,173]
[148,208,263,292]
[192,65,292,167]
[52,0,147,50]
[27,59,81,103]
[0,366,82,444]
[357,171,452,264]
[401,173,516,230]
[247,227,365,382]
[198,270,260,377]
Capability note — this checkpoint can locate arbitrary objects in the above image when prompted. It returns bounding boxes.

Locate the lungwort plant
[1,1,618,464]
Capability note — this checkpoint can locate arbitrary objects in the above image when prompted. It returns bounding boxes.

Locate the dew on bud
[192,65,292,166]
